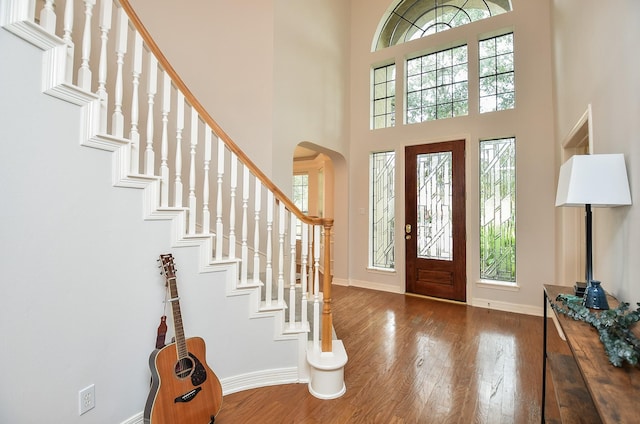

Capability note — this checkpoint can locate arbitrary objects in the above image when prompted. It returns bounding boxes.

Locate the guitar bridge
[174,386,201,403]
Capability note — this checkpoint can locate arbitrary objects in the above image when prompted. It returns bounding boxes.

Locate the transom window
[406,45,468,124]
[479,33,515,113]
[375,0,512,51]
[373,64,397,129]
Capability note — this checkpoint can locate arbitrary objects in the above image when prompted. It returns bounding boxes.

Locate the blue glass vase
[583,280,609,310]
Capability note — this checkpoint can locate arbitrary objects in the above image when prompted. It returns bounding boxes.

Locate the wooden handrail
[118,0,330,229]
[117,0,336,354]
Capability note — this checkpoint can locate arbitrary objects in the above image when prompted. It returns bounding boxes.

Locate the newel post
[321,219,334,352]
[306,217,347,400]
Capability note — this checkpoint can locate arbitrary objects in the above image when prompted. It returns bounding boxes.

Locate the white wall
[0,27,297,423]
[129,0,276,177]
[348,0,557,312]
[129,0,352,285]
[552,0,640,304]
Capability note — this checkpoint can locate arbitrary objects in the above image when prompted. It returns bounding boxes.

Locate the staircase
[0,0,346,422]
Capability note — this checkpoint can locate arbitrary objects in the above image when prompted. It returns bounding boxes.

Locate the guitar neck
[160,254,188,360]
[167,276,188,359]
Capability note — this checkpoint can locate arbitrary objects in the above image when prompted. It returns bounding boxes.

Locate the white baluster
[96,0,111,133]
[301,223,309,328]
[240,166,249,285]
[39,0,56,34]
[112,8,127,137]
[174,93,184,208]
[77,0,96,90]
[289,210,297,328]
[188,108,198,234]
[62,0,74,84]
[144,55,157,175]
[253,180,261,283]
[202,128,212,235]
[228,153,237,259]
[129,31,143,174]
[278,201,285,306]
[313,224,321,351]
[265,191,274,307]
[215,137,224,259]
[160,73,171,207]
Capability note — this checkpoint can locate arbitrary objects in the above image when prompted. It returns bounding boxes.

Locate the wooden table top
[545,284,640,424]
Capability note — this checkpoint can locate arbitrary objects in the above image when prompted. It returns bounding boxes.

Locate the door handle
[405,224,412,234]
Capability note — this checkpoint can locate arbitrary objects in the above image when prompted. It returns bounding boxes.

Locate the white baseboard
[470,297,544,316]
[340,278,405,294]
[220,367,304,395]
[120,412,143,424]
[120,368,305,423]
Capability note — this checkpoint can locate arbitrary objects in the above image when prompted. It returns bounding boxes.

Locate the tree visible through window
[480,137,516,282]
[479,33,515,113]
[406,45,468,124]
[370,151,395,269]
[373,64,396,129]
[375,0,512,51]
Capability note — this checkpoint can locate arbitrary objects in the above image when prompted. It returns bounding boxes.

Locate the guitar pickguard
[189,352,207,386]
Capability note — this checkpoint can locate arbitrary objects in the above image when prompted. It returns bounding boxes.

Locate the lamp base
[583,280,609,310]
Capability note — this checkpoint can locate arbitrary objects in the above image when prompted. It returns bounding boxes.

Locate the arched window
[374,0,512,51]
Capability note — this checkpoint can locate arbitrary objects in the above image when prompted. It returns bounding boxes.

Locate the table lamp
[555,153,632,309]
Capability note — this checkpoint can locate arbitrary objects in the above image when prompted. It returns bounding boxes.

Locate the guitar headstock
[159,254,176,280]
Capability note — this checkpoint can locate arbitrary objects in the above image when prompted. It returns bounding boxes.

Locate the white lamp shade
[556,154,632,207]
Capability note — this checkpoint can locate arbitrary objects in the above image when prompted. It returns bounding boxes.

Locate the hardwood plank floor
[215,285,569,423]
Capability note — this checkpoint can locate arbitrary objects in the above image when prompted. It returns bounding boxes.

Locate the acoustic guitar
[144,254,223,423]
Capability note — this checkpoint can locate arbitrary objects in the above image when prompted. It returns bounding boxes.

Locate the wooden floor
[215,285,569,423]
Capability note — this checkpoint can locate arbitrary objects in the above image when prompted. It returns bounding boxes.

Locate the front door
[405,140,466,301]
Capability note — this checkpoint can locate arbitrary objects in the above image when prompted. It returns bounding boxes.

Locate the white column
[240,166,249,284]
[202,128,212,235]
[144,55,157,175]
[174,92,184,207]
[228,153,237,259]
[129,32,143,174]
[188,108,198,234]
[265,191,274,306]
[215,137,224,259]
[77,0,96,91]
[160,73,171,207]
[96,0,111,133]
[289,210,297,328]
[112,8,127,137]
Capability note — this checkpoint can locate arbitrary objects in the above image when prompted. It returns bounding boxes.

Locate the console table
[542,284,640,423]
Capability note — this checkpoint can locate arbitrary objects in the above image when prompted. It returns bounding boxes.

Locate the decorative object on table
[552,294,640,367]
[555,153,632,309]
[574,281,587,297]
[583,280,609,310]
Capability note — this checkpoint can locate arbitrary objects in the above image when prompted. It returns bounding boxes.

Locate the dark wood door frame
[405,140,466,302]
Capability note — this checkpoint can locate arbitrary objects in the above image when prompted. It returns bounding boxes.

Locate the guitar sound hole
[174,357,194,379]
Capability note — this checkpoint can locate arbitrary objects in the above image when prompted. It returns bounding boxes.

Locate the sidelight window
[480,137,516,282]
[370,151,396,269]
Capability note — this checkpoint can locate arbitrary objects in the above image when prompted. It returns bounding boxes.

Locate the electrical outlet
[79,384,95,415]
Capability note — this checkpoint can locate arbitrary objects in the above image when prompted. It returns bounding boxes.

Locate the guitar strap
[154,280,170,349]
[155,316,167,349]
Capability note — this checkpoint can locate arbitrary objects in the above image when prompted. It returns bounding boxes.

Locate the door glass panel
[416,152,452,260]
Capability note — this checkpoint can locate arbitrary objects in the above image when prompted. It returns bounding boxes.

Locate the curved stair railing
[2,0,345,394]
